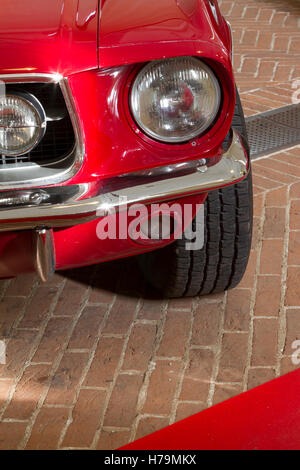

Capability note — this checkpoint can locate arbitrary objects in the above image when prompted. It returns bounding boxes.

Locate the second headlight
[0,92,46,157]
[130,57,221,144]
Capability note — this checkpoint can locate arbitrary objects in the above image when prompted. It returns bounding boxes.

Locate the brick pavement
[0,0,300,450]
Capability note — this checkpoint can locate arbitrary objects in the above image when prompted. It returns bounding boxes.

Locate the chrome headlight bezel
[129,57,221,144]
[0,91,47,157]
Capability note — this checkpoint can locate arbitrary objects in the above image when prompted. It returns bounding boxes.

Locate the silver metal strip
[0,130,248,232]
[226,20,234,63]
[33,229,56,282]
[0,73,84,189]
[0,73,63,82]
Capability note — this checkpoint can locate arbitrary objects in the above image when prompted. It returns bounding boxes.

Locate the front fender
[98,0,232,69]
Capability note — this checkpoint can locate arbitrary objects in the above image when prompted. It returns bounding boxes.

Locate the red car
[0,0,252,298]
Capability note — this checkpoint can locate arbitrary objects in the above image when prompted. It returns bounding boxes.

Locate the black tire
[138,89,253,298]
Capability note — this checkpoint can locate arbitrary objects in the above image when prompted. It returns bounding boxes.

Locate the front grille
[1,83,75,166]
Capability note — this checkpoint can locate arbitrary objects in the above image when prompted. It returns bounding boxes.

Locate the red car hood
[0,0,98,76]
[98,0,231,68]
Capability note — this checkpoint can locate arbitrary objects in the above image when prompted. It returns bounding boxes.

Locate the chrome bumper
[0,130,248,233]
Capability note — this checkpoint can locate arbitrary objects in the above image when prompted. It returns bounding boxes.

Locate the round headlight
[130,57,221,143]
[0,92,46,156]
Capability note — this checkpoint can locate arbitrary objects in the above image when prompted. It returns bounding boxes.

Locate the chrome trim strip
[33,229,56,282]
[0,73,84,189]
[226,20,234,63]
[0,130,248,232]
[0,73,63,82]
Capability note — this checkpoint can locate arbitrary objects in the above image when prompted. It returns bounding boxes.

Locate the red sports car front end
[0,0,251,297]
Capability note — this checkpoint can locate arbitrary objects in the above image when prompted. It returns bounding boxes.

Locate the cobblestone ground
[0,0,300,450]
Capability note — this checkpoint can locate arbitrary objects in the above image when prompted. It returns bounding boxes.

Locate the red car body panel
[98,0,231,68]
[0,0,238,278]
[0,0,99,76]
[54,193,207,270]
[66,62,233,183]
[0,193,206,276]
